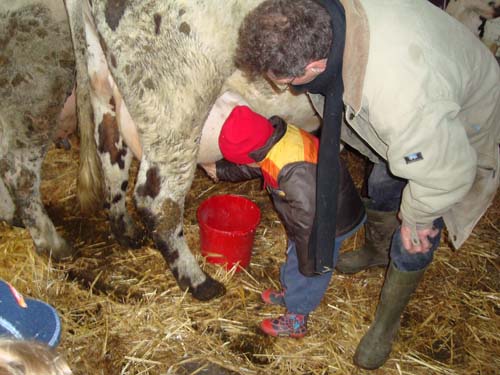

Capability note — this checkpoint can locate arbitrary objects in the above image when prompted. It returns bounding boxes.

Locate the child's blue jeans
[280,218,365,315]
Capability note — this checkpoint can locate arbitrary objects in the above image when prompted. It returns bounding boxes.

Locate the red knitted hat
[218,105,274,164]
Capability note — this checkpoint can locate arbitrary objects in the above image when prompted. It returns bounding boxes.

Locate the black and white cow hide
[0,0,75,260]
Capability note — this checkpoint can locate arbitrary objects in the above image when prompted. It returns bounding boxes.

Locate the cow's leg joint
[136,194,225,301]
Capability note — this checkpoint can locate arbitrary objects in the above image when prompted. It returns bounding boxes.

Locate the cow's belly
[115,90,245,163]
[119,87,318,164]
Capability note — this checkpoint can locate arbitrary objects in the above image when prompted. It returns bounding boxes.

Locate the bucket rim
[197,194,261,235]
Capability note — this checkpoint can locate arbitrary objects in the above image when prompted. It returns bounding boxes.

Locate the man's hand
[400,224,439,254]
[199,163,218,182]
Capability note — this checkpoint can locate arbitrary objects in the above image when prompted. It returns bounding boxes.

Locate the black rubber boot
[353,262,426,370]
[336,207,398,274]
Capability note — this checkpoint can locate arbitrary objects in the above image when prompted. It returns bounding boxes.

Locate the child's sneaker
[261,288,285,306]
[260,313,308,338]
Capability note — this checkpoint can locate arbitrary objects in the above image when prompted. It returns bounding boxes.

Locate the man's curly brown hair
[235,0,333,79]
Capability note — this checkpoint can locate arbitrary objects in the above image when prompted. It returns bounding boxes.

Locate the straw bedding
[0,139,498,375]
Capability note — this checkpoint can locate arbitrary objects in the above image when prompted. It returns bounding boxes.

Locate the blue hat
[0,280,61,347]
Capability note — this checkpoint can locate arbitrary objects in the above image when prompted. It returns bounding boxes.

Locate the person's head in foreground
[0,338,72,375]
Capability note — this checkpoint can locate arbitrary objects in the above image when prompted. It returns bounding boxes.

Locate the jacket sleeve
[277,163,317,276]
[386,100,477,228]
[215,159,262,182]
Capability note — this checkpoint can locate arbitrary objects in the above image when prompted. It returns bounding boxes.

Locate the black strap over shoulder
[291,0,346,274]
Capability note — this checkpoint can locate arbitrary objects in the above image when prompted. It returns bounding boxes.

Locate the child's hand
[199,163,218,182]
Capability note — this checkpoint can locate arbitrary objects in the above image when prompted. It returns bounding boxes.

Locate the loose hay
[0,139,498,375]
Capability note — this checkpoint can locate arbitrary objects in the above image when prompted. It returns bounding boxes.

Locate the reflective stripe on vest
[260,125,319,189]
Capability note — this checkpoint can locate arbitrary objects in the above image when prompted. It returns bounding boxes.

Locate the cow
[444,0,500,59]
[67,0,322,301]
[0,0,318,301]
[0,0,75,260]
[444,0,500,37]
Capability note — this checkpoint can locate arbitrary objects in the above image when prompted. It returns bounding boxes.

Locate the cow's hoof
[37,239,75,262]
[11,217,25,228]
[114,231,146,249]
[190,274,226,301]
[111,216,146,249]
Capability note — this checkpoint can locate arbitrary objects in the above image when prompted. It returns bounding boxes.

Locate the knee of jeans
[390,229,436,271]
[368,164,406,211]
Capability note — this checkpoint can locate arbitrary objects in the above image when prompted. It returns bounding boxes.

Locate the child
[0,338,72,375]
[201,105,366,338]
[0,280,71,374]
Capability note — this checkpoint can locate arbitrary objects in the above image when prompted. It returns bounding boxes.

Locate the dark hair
[235,0,333,79]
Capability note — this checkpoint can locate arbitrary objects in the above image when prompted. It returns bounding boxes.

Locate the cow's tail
[77,90,104,214]
[66,0,105,213]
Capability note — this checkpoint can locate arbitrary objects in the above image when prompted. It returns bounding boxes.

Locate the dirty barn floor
[0,140,498,375]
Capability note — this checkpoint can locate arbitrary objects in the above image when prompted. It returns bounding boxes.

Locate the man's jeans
[369,162,444,272]
[280,219,365,315]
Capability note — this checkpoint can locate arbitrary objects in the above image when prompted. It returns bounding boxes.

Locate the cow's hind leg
[91,94,144,248]
[85,0,226,300]
[134,160,226,301]
[0,152,72,260]
[0,1,75,259]
[85,13,144,248]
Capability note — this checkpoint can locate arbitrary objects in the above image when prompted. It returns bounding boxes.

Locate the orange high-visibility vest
[260,125,319,189]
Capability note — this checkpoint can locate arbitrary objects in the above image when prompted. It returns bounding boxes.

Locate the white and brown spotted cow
[67,0,321,301]
[0,0,75,260]
[444,0,500,37]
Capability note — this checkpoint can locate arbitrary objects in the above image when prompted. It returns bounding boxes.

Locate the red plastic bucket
[197,194,261,271]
